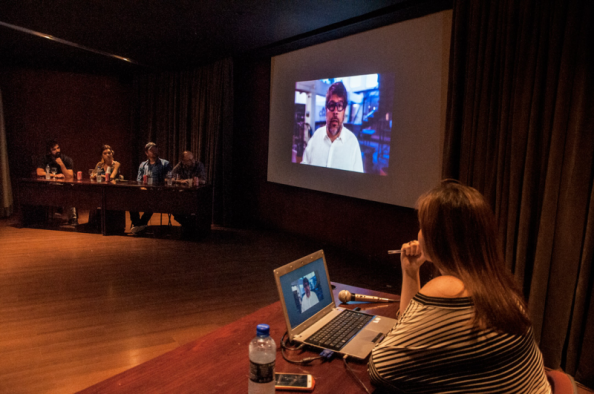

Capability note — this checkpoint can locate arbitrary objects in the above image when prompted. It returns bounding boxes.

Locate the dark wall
[233,56,420,267]
[1,68,134,185]
[0,58,420,268]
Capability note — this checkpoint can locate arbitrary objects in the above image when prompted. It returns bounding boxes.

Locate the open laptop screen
[278,257,333,329]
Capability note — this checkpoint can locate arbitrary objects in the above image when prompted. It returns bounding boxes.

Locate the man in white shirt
[300,277,320,313]
[301,82,364,173]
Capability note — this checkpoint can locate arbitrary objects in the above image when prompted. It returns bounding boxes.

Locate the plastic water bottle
[248,324,276,394]
[45,165,50,179]
[96,168,103,182]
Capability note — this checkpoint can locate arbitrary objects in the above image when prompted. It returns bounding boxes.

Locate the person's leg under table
[139,212,153,226]
[130,211,146,234]
[67,207,78,225]
[130,211,141,227]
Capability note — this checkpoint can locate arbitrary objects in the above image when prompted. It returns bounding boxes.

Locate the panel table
[17,178,212,237]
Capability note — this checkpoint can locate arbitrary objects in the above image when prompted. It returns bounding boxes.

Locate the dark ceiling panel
[0,0,447,73]
[0,24,140,75]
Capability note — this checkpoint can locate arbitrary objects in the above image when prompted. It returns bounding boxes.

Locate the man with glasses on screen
[301,277,320,313]
[301,82,364,173]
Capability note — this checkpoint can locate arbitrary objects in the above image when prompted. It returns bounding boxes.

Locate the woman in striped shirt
[368,181,551,393]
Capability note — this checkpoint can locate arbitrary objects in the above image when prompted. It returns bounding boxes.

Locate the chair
[546,369,578,394]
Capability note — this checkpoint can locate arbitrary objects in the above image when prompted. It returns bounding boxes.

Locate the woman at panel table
[91,144,121,181]
[88,145,122,228]
[368,180,551,393]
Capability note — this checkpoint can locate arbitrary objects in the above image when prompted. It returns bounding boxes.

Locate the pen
[387,250,402,254]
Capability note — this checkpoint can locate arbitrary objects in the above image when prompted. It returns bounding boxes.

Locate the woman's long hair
[417,180,531,335]
[100,144,114,164]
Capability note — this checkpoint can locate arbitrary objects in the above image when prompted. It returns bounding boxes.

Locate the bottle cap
[256,324,270,337]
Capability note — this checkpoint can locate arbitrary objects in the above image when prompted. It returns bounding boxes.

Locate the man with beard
[36,139,74,179]
[301,82,364,173]
[36,139,78,224]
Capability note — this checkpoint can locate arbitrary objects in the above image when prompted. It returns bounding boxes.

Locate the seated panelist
[129,142,172,235]
[135,142,171,184]
[36,139,74,180]
[368,180,551,393]
[171,151,206,237]
[88,145,123,230]
[35,139,77,225]
[172,151,206,185]
[91,144,121,181]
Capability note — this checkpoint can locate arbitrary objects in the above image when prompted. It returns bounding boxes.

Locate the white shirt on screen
[301,126,364,173]
[301,291,320,313]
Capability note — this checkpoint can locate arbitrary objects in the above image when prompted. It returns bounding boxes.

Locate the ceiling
[0,0,449,74]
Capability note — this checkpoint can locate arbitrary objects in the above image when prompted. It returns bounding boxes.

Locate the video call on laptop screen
[279,257,333,329]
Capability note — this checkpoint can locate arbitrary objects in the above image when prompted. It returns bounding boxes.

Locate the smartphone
[274,373,315,391]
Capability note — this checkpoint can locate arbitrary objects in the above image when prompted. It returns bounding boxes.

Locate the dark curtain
[0,88,14,217]
[132,58,234,225]
[445,0,594,386]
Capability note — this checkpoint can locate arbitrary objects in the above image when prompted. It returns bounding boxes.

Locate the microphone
[338,290,398,304]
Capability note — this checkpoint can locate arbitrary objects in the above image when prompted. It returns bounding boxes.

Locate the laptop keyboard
[306,309,374,351]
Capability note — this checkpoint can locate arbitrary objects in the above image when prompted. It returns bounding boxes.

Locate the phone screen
[275,373,309,387]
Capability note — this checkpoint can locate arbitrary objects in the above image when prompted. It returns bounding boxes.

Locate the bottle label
[249,360,275,383]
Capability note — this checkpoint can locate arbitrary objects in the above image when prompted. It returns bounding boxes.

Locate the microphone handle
[353,293,398,303]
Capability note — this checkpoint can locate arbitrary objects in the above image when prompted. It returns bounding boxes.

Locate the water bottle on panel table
[248,324,276,394]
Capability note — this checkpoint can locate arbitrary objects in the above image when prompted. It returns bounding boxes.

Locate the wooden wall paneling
[0,68,134,185]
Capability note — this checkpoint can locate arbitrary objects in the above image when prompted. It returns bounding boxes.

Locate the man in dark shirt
[171,151,206,237]
[36,139,74,179]
[35,139,77,225]
[172,151,206,185]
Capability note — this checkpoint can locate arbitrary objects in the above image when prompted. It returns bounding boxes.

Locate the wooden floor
[0,213,401,394]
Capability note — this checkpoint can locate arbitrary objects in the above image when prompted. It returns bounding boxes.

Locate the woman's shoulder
[420,275,470,298]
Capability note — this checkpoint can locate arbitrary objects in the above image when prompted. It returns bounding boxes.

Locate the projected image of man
[300,277,319,313]
[301,82,363,173]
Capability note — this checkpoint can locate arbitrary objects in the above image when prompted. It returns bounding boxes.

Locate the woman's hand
[399,240,426,315]
[401,240,426,276]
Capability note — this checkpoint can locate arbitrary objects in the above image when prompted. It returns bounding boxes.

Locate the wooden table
[17,178,212,237]
[78,283,400,393]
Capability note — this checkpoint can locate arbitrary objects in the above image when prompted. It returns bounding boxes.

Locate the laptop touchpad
[356,329,381,343]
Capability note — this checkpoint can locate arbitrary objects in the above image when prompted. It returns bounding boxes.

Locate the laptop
[273,250,397,359]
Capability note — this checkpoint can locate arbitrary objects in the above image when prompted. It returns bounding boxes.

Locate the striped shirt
[368,293,551,393]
